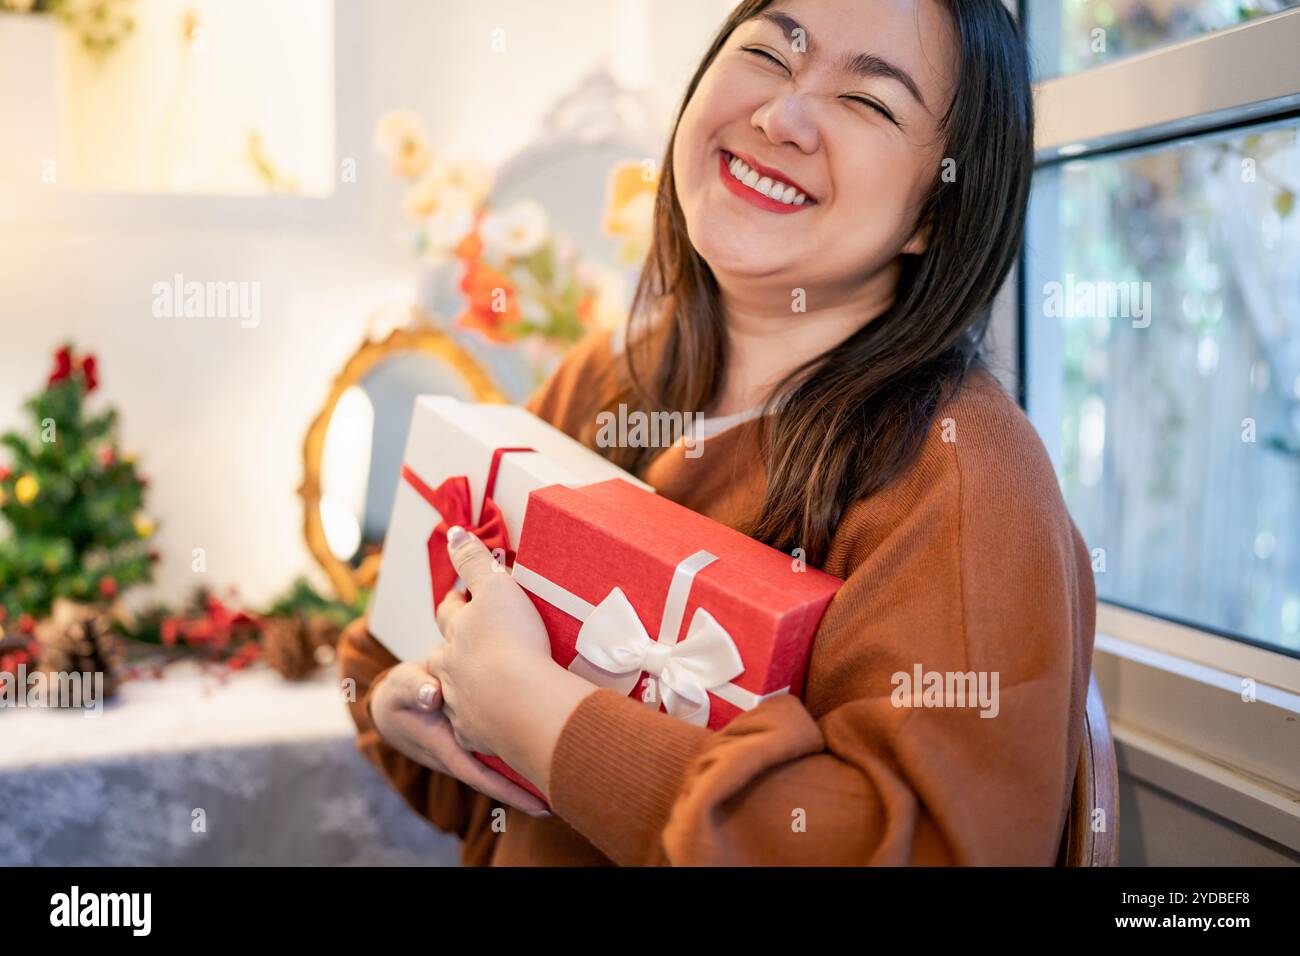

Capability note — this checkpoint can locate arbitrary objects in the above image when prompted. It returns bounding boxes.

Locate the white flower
[480,199,549,260]
[402,158,494,221]
[576,261,630,330]
[443,159,494,208]
[373,109,432,178]
[421,188,477,261]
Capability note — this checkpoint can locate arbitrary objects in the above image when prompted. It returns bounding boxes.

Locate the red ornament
[47,345,99,393]
[98,576,118,599]
[160,617,180,646]
[48,346,73,386]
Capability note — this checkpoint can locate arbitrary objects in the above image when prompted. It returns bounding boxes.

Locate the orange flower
[603,159,658,264]
[455,230,483,261]
[457,260,521,343]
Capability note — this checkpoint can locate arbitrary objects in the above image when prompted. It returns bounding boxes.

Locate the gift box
[478,478,843,801]
[368,397,652,662]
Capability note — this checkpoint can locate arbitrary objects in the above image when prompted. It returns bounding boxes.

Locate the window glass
[1027,0,1300,80]
[1024,119,1300,653]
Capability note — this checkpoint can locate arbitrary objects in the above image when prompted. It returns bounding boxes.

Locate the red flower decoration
[160,617,180,646]
[457,260,522,344]
[47,345,98,393]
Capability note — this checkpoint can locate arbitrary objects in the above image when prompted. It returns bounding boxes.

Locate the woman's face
[672,0,957,295]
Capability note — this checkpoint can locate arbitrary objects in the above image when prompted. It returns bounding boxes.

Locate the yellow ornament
[133,513,155,538]
[14,474,39,504]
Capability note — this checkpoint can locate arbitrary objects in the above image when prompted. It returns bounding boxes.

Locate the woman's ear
[902,218,932,256]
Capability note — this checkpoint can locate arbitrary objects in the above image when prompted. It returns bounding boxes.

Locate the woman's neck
[708,264,900,418]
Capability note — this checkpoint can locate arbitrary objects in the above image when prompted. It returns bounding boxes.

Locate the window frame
[0,0,361,228]
[1014,3,1300,853]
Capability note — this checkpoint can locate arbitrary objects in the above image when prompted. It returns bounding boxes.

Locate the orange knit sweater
[338,329,1096,866]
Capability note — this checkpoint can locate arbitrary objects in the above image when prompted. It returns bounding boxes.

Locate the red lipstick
[718,150,818,215]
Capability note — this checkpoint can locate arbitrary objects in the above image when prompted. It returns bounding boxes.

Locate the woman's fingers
[415,680,440,712]
[435,589,468,637]
[444,526,499,593]
[435,743,551,815]
[382,662,441,711]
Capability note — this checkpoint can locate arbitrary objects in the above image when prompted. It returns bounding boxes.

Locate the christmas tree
[0,344,157,625]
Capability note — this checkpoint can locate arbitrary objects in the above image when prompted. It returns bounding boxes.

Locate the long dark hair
[585,0,1034,567]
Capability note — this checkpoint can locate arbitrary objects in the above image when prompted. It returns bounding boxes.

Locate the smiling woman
[340,0,1095,867]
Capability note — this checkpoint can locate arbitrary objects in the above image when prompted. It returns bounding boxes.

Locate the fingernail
[416,682,438,710]
[446,525,469,552]
[528,810,553,819]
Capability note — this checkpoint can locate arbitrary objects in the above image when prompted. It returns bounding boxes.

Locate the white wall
[0,0,732,610]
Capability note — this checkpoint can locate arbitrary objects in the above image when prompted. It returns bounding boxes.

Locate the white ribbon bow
[512,549,789,727]
[569,587,745,727]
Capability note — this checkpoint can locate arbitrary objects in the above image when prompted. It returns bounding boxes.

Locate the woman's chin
[694,235,793,281]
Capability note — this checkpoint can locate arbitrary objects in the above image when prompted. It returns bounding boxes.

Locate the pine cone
[260,617,315,680]
[303,614,341,665]
[33,598,123,704]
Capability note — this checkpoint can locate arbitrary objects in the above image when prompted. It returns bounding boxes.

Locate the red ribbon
[400,446,533,612]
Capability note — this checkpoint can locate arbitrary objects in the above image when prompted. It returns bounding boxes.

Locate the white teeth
[725,152,808,206]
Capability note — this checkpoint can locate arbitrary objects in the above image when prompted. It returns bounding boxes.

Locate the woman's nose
[751,92,820,155]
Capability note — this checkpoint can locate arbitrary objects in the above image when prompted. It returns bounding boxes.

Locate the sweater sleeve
[547,415,1096,866]
[337,617,489,843]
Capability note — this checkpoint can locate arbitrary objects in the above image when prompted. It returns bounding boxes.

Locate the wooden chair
[1057,674,1120,866]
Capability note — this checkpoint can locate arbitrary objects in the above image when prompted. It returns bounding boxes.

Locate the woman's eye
[844,96,897,125]
[742,47,788,71]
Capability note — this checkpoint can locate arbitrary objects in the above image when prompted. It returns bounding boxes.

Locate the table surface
[0,664,462,866]
[2,663,358,768]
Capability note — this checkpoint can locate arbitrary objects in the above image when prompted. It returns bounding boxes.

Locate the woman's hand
[369,659,550,815]
[427,526,556,756]
[428,525,601,796]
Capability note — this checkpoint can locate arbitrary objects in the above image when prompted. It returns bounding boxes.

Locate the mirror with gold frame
[299,306,504,602]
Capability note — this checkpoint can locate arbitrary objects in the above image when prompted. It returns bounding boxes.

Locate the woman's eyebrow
[754,10,929,112]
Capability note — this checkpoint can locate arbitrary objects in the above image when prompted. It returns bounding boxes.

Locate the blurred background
[0,0,1296,867]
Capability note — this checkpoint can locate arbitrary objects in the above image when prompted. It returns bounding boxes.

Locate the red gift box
[477,478,842,802]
